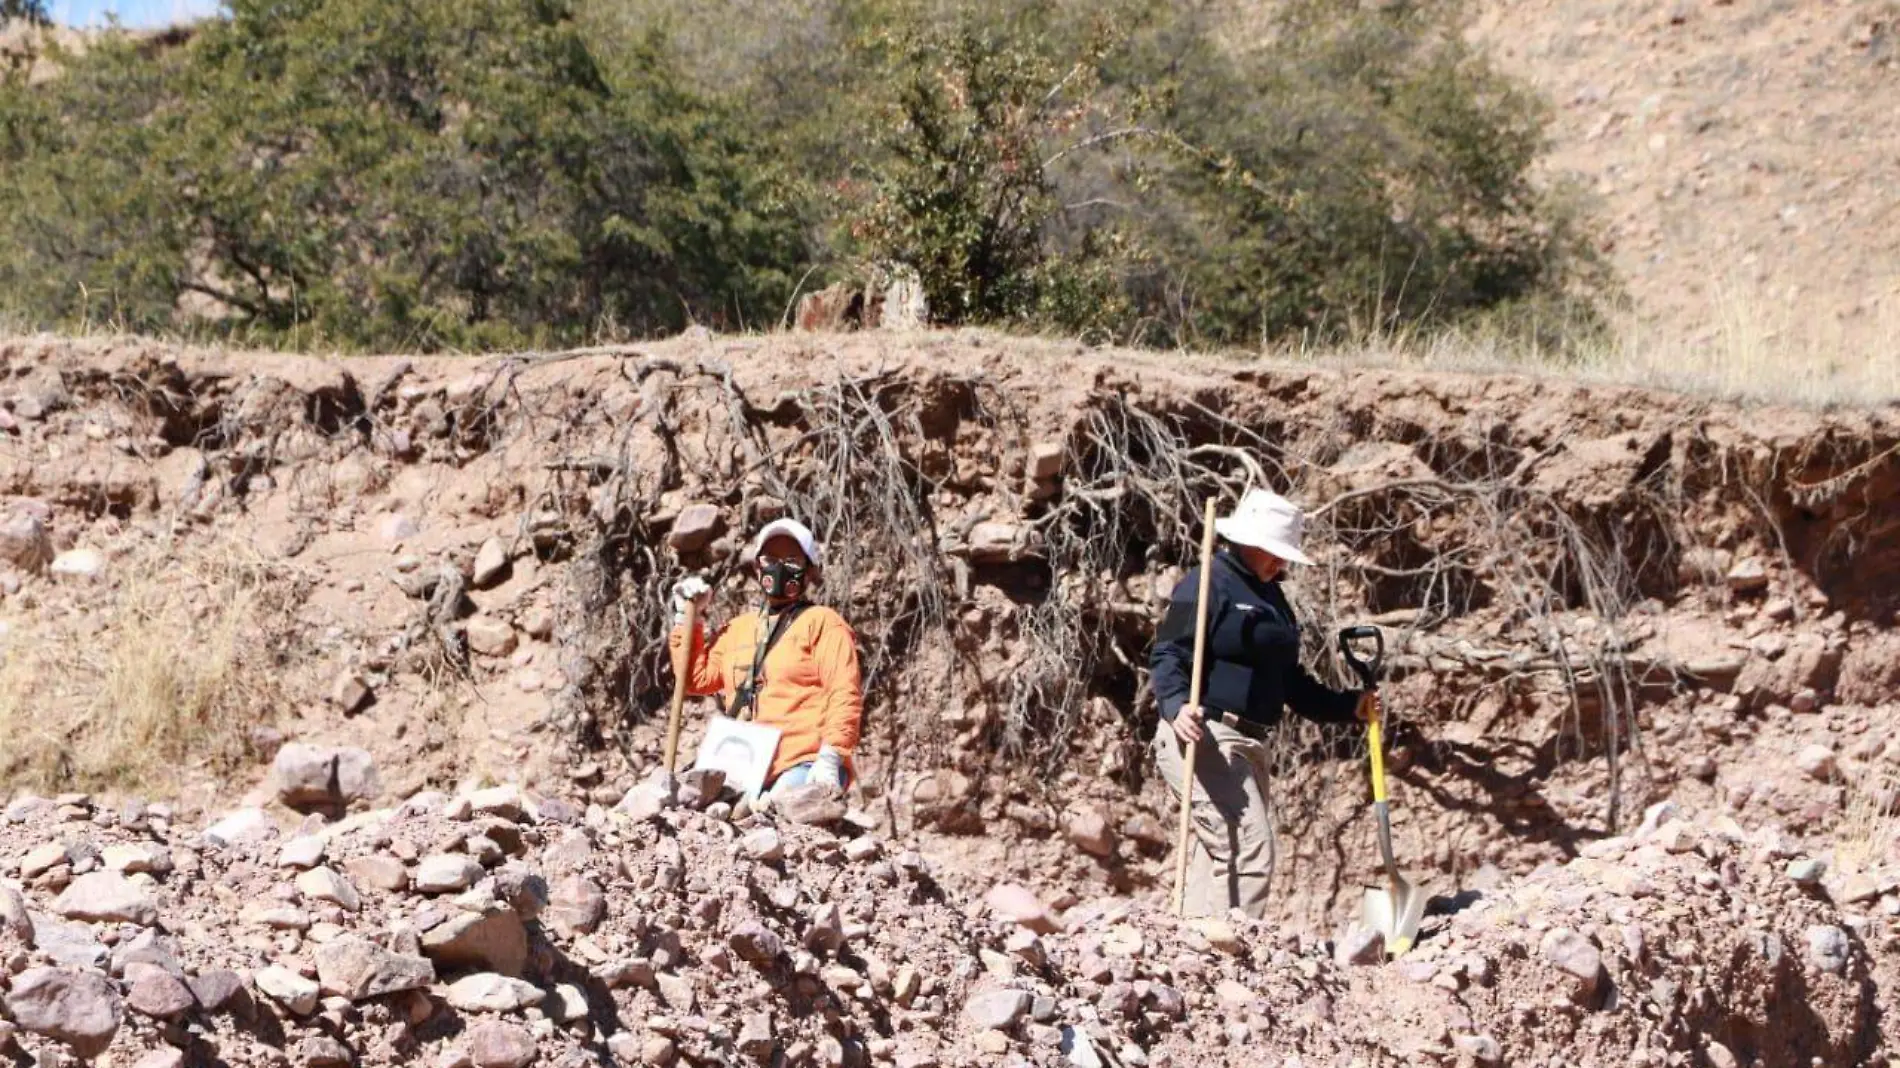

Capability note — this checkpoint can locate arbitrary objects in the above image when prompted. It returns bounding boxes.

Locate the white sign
[691,716,783,801]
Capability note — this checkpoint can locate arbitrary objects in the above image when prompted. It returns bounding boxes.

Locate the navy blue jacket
[1150,548,1361,728]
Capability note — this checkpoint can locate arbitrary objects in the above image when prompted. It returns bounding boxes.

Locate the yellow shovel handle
[1366,695,1387,805]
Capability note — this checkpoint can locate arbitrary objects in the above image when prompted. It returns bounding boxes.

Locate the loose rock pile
[1,777,1889,1066]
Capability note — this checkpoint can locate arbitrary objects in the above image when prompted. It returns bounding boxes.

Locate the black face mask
[759,559,807,601]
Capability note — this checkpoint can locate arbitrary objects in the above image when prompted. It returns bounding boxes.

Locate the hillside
[1471,0,1900,371]
[1,330,1896,1064]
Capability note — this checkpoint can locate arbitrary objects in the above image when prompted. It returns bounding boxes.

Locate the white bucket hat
[1213,488,1313,566]
[749,517,823,570]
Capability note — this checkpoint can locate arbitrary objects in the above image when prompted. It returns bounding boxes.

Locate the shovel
[1338,625,1427,957]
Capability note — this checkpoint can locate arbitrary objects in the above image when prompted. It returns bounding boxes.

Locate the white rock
[256,966,321,1015]
[415,855,485,894]
[49,548,106,579]
[296,867,362,912]
[279,836,328,870]
[446,973,545,1013]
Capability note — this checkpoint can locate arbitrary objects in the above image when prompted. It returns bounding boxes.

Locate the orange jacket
[668,604,864,783]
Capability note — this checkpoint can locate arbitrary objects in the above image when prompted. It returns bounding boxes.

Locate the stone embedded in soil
[204,807,276,847]
[493,867,550,921]
[468,1020,538,1068]
[667,504,726,553]
[52,871,159,925]
[985,883,1060,934]
[1805,925,1850,974]
[257,966,322,1015]
[134,1050,186,1068]
[964,988,1031,1031]
[447,973,546,1013]
[300,1036,355,1067]
[1796,744,1837,782]
[1726,557,1769,593]
[1190,917,1241,955]
[1336,926,1384,966]
[188,969,248,1013]
[5,966,125,1057]
[472,538,511,588]
[297,866,363,911]
[1787,858,1828,885]
[345,855,410,892]
[1540,928,1604,1003]
[49,548,106,579]
[269,744,382,810]
[128,970,196,1018]
[676,768,725,810]
[102,843,168,875]
[422,906,529,977]
[1028,441,1065,480]
[332,672,375,714]
[0,511,53,573]
[467,617,519,658]
[1064,807,1115,858]
[546,875,606,937]
[1454,1033,1504,1063]
[0,884,33,947]
[730,921,785,968]
[21,841,69,878]
[741,828,784,862]
[773,784,846,826]
[471,785,528,821]
[315,935,436,1000]
[416,854,486,893]
[657,973,696,1014]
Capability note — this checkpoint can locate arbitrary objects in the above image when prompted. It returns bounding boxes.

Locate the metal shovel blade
[1362,799,1428,956]
[1362,879,1428,957]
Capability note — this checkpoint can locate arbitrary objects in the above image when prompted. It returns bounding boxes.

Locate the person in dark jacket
[1150,488,1375,918]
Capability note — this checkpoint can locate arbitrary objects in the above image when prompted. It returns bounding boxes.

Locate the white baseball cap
[1213,488,1313,566]
[749,517,823,569]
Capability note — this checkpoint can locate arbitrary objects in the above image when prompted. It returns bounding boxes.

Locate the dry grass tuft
[1836,764,1900,875]
[0,536,289,795]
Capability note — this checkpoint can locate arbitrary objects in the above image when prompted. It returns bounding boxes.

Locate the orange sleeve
[811,610,864,757]
[667,618,732,698]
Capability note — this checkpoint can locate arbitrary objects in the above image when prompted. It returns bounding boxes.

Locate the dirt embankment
[1,330,1898,1065]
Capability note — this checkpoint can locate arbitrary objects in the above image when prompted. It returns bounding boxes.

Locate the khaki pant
[1151,718,1278,919]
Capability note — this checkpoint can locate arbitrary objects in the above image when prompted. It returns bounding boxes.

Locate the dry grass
[1836,764,1900,875]
[1272,291,1900,408]
[0,536,288,795]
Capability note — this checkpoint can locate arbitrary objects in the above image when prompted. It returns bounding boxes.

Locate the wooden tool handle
[663,598,698,775]
[1172,497,1219,917]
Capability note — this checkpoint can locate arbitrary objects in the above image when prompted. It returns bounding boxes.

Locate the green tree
[0,0,807,349]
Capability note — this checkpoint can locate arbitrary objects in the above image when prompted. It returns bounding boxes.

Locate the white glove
[809,745,844,790]
[671,574,711,626]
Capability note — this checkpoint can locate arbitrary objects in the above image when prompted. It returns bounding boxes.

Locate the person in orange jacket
[667,517,863,795]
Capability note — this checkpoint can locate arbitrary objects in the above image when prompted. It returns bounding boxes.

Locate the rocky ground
[0,755,1893,1067]
[2,330,1898,1063]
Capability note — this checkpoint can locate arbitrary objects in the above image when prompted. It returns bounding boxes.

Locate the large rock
[545,875,606,938]
[729,921,784,968]
[667,505,727,553]
[268,744,381,811]
[1539,928,1603,1004]
[1806,925,1850,974]
[29,914,107,968]
[415,854,485,894]
[466,618,519,658]
[316,936,436,1000]
[773,784,846,827]
[5,967,124,1057]
[127,971,196,1019]
[472,538,511,589]
[204,807,276,847]
[188,969,248,1014]
[964,988,1030,1031]
[52,871,159,925]
[422,906,529,977]
[984,883,1060,934]
[469,1020,538,1068]
[447,973,545,1013]
[0,884,33,948]
[50,548,106,579]
[0,511,52,573]
[256,966,321,1015]
[296,867,362,912]
[345,855,410,892]
[1064,808,1116,858]
[1796,744,1838,782]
